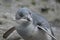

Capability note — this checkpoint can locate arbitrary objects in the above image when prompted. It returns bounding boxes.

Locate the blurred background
[0,0,60,40]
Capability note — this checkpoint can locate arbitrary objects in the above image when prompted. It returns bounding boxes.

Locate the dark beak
[26,18,30,21]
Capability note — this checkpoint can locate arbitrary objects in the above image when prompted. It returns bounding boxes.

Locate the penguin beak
[22,17,31,21]
[15,16,30,22]
[26,17,30,21]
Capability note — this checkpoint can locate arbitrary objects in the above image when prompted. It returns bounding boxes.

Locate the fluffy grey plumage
[15,7,56,40]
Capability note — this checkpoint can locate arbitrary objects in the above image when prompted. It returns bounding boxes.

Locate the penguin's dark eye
[19,13,24,17]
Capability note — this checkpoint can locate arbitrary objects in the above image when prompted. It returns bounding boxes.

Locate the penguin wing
[3,26,15,39]
[37,25,56,40]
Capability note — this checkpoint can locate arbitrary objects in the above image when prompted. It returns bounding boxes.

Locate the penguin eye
[19,13,24,17]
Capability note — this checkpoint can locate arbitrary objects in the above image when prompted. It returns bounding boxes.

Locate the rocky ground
[0,0,60,40]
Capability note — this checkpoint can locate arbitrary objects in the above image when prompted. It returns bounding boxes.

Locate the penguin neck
[19,21,34,32]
